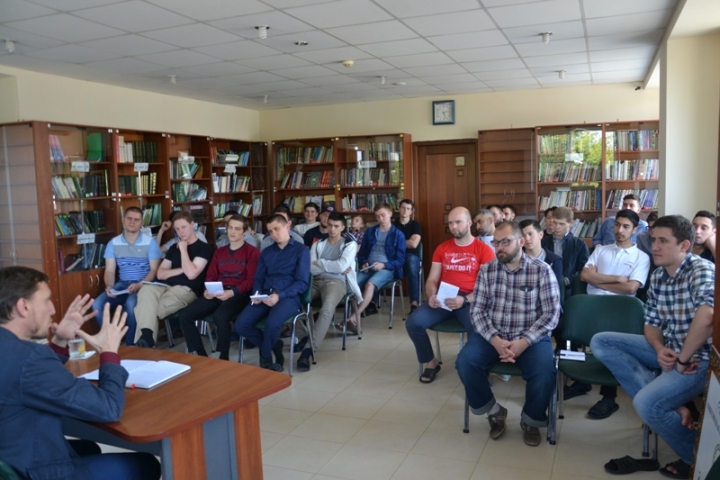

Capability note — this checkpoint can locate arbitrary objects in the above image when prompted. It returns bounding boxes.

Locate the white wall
[0,65,259,140]
[661,33,720,218]
[0,75,19,123]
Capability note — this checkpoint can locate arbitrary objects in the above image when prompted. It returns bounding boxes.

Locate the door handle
[89,275,94,287]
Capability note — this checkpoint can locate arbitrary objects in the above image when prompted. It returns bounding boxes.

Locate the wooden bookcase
[271,133,412,225]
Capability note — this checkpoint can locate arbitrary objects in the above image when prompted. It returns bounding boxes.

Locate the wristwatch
[460,294,469,305]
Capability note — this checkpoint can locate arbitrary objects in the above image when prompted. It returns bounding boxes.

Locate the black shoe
[243,339,256,349]
[135,329,155,349]
[563,381,592,400]
[297,348,312,372]
[364,302,378,316]
[267,363,284,372]
[295,335,309,352]
[588,398,620,419]
[273,339,285,367]
[259,355,273,369]
[410,304,418,312]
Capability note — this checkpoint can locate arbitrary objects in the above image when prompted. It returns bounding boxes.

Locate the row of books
[54,210,107,236]
[118,173,158,196]
[606,189,658,210]
[341,193,398,212]
[537,188,602,211]
[170,160,202,179]
[52,172,109,199]
[49,135,66,162]
[569,217,601,239]
[538,134,573,156]
[143,204,162,227]
[59,243,106,273]
[280,170,335,189]
[171,183,207,202]
[282,194,334,214]
[211,148,250,166]
[214,201,251,219]
[605,159,659,181]
[339,168,395,187]
[116,137,159,163]
[212,173,251,193]
[188,205,207,223]
[538,163,601,183]
[611,130,658,152]
[279,146,333,165]
[363,142,403,162]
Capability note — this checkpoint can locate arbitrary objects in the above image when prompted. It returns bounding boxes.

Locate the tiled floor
[155,301,678,479]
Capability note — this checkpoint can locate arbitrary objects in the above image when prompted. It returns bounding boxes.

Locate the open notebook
[81,360,191,389]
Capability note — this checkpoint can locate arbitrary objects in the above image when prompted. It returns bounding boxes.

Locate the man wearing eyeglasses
[457,221,561,447]
[473,208,495,252]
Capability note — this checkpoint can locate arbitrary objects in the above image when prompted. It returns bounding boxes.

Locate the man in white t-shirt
[568,209,650,419]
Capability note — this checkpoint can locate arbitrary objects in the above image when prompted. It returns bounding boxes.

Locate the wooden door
[414,141,477,272]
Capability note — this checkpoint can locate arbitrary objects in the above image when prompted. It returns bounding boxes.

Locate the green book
[86,133,103,161]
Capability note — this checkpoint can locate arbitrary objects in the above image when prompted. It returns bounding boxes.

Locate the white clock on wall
[433,100,455,125]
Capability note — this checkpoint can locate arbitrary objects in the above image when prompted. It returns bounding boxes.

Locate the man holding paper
[178,214,259,360]
[405,207,494,384]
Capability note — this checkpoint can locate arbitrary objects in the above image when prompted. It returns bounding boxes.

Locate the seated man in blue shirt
[592,193,648,247]
[235,213,310,372]
[540,206,589,299]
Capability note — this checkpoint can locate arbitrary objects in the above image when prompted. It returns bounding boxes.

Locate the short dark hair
[623,194,640,204]
[553,206,573,222]
[227,214,249,232]
[518,219,542,233]
[694,210,716,228]
[223,210,239,217]
[473,208,491,220]
[125,206,143,217]
[172,211,193,225]
[399,199,414,209]
[647,211,658,224]
[304,202,319,213]
[495,220,521,238]
[266,213,288,226]
[374,202,392,213]
[544,206,557,217]
[0,267,48,324]
[487,204,502,212]
[651,215,695,246]
[273,204,291,216]
[327,211,345,224]
[616,209,640,228]
[501,204,516,214]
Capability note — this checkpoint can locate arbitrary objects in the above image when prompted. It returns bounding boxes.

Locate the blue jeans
[404,254,421,304]
[234,297,300,360]
[82,452,161,480]
[93,281,138,345]
[406,303,471,364]
[357,268,395,291]
[591,332,708,464]
[456,332,555,427]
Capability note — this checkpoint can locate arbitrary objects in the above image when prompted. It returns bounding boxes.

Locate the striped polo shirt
[105,232,162,282]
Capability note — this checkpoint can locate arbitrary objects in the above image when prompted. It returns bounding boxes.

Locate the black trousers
[179,294,250,360]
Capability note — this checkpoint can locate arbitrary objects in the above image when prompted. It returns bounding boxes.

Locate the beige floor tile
[471,462,552,480]
[318,444,407,480]
[268,386,337,412]
[348,419,427,453]
[295,373,359,394]
[263,465,314,480]
[390,453,476,480]
[428,403,478,431]
[371,398,443,427]
[410,425,487,462]
[289,413,367,443]
[379,349,427,366]
[318,392,389,420]
[552,438,662,476]
[261,431,286,453]
[391,380,457,408]
[260,406,314,434]
[315,359,376,377]
[311,475,347,480]
[340,346,394,362]
[343,376,405,400]
[478,426,557,472]
[263,435,344,474]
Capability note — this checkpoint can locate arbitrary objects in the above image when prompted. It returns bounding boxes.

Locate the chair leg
[163,318,174,348]
[557,372,565,419]
[238,336,245,363]
[435,331,442,364]
[207,322,216,353]
[388,284,396,329]
[463,396,470,434]
[355,299,362,340]
[548,371,558,445]
[398,283,406,320]
[642,424,650,457]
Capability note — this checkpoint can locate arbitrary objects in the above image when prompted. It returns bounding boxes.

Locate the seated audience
[592,194,648,247]
[487,204,504,224]
[691,210,716,262]
[502,204,516,221]
[260,205,304,251]
[134,211,213,348]
[406,207,494,383]
[457,221,560,446]
[235,214,310,372]
[543,206,557,237]
[0,266,161,480]
[94,207,162,345]
[519,219,563,294]
[646,211,658,227]
[565,210,650,419]
[216,209,259,248]
[592,215,713,478]
[541,206,589,299]
[304,203,333,247]
[178,214,259,360]
[293,201,320,236]
[393,199,423,311]
[350,214,366,247]
[473,208,495,252]
[156,210,207,254]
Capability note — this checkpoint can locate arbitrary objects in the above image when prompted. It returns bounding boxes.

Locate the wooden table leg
[170,423,207,480]
[233,401,263,479]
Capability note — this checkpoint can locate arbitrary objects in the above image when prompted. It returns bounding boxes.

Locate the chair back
[562,294,645,346]
[0,459,20,480]
[300,273,314,305]
[417,242,423,259]
[570,275,588,296]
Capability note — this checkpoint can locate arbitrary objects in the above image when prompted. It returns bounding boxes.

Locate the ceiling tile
[358,38,437,57]
[139,50,221,68]
[28,0,122,10]
[80,34,178,56]
[589,46,656,63]
[293,46,373,64]
[183,62,258,76]
[236,54,312,70]
[402,63,467,77]
[210,11,316,40]
[0,0,56,23]
[530,63,589,76]
[85,57,168,74]
[475,68,533,81]
[0,25,65,50]
[180,76,248,89]
[284,86,338,97]
[325,82,377,93]
[286,0,393,29]
[25,44,120,63]
[523,52,588,67]
[503,21,585,44]
[583,0,677,19]
[269,65,338,79]
[591,59,651,73]
[586,10,674,37]
[538,77,591,87]
[375,0,482,18]
[390,85,442,95]
[487,0,582,28]
[140,68,210,81]
[260,79,313,91]
[592,68,646,80]
[7,13,125,43]
[145,0,272,22]
[446,45,518,63]
[463,58,527,73]
[326,21,418,46]
[439,83,492,94]
[428,30,508,51]
[257,30,348,54]
[73,1,194,33]
[263,0,336,8]
[515,37,587,57]
[324,58,394,73]
[402,10,496,37]
[480,0,545,6]
[227,71,287,84]
[142,24,241,48]
[587,30,664,50]
[483,77,540,88]
[299,75,361,86]
[194,40,284,61]
[384,52,455,68]
[422,73,479,85]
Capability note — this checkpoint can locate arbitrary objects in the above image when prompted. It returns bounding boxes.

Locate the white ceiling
[0,0,688,110]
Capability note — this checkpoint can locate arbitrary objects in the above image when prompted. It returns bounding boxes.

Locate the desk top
[66,346,291,443]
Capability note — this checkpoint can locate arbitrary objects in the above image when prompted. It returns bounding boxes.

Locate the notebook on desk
[81,360,191,389]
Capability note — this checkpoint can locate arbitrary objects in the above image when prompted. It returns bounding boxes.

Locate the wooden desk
[64,347,290,480]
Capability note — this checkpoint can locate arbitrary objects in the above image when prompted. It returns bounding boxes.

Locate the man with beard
[457,221,560,446]
[691,210,716,262]
[406,207,495,384]
[473,208,495,252]
[592,194,648,247]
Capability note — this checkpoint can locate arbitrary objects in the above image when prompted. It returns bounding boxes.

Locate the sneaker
[487,404,508,440]
[521,420,541,446]
[259,355,273,369]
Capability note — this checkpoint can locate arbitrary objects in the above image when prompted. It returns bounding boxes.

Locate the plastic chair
[0,459,20,480]
[416,242,425,306]
[196,315,216,352]
[162,312,179,347]
[380,278,405,329]
[238,274,314,376]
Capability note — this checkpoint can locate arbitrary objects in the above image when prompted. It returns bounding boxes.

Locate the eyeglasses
[490,237,517,248]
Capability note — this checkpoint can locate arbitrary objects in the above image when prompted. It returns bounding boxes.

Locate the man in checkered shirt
[592,215,714,478]
[456,221,561,447]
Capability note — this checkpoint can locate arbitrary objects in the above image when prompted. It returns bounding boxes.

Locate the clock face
[433,101,454,124]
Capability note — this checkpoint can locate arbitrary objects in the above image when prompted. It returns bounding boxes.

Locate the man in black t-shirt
[134,211,214,348]
[691,210,716,263]
[304,202,333,247]
[393,199,422,310]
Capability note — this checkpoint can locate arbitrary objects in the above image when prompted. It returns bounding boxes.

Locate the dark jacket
[0,328,127,480]
[541,233,589,297]
[358,225,406,280]
[255,237,311,303]
[542,247,565,303]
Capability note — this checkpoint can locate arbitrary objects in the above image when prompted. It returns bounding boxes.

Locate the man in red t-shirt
[406,207,495,384]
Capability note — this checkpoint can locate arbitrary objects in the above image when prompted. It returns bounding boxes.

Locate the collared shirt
[477,235,495,253]
[470,254,560,346]
[105,232,162,282]
[254,237,311,300]
[645,254,714,360]
[585,243,650,296]
[592,216,649,247]
[553,234,565,256]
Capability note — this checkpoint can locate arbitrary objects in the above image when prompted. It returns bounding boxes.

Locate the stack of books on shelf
[538,163,601,182]
[51,172,109,199]
[538,188,601,211]
[188,205,207,223]
[605,159,659,181]
[58,243,106,272]
[211,148,250,166]
[214,201,250,220]
[606,189,658,210]
[570,218,601,239]
[171,161,202,179]
[282,195,328,213]
[366,142,403,161]
[142,204,162,227]
[54,211,106,236]
[115,137,158,163]
[212,173,251,193]
[339,168,391,187]
[49,135,65,162]
[172,183,206,202]
[341,193,398,212]
[118,173,158,196]
[612,130,658,151]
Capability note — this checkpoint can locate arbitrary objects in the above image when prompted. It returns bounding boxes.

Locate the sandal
[563,382,591,400]
[604,456,659,475]
[588,399,620,419]
[659,459,690,479]
[419,364,441,384]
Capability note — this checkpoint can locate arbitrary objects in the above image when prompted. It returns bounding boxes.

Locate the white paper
[109,288,130,295]
[250,293,270,302]
[205,282,224,295]
[559,350,586,362]
[81,360,190,389]
[360,263,377,272]
[436,281,459,311]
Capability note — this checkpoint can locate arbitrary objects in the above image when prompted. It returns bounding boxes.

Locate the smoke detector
[342,60,354,68]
